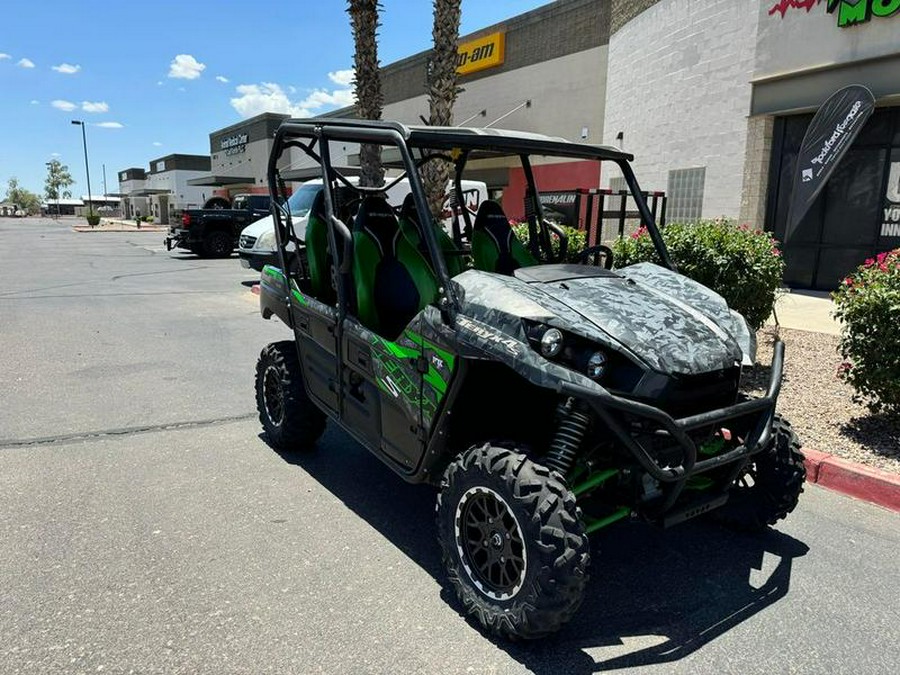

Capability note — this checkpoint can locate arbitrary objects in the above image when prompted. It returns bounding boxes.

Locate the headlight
[540,328,563,357]
[586,351,607,380]
[255,228,277,250]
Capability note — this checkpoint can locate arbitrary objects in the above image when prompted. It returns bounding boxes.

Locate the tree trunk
[424,0,462,217]
[347,0,385,188]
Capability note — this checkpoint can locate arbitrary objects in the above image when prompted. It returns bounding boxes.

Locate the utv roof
[276,118,634,163]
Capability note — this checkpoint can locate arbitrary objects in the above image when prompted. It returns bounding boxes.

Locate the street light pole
[71,120,93,220]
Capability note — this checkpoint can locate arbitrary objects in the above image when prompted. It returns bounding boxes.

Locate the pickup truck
[165,193,271,258]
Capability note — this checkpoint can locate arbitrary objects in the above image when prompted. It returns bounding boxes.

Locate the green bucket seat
[352,196,438,338]
[397,194,469,278]
[471,200,538,275]
[304,189,336,304]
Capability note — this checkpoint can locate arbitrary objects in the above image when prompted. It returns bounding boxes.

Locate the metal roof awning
[186,175,255,186]
[131,189,173,196]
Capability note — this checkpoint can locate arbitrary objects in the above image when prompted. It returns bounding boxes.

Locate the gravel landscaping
[742,327,900,475]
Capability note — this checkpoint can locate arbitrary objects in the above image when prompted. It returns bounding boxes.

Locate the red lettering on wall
[768,0,823,18]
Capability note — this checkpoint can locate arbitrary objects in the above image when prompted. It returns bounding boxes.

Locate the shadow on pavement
[269,428,809,673]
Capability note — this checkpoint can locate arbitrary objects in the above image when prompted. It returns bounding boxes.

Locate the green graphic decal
[261,266,309,306]
[369,331,458,426]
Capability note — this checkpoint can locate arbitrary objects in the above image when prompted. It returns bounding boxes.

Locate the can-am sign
[768,0,900,26]
[457,32,505,76]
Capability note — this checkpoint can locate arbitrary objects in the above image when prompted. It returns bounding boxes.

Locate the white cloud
[215,75,229,83]
[30,99,39,105]
[168,54,205,80]
[52,63,81,74]
[0,53,11,60]
[95,121,124,129]
[157,80,164,86]
[17,58,35,68]
[328,69,354,87]
[51,152,61,157]
[152,141,162,147]
[82,101,109,113]
[51,99,77,111]
[230,81,355,119]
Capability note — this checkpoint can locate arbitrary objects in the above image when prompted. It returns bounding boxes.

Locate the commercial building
[118,154,211,225]
[605,0,900,289]
[187,112,293,200]
[119,0,900,288]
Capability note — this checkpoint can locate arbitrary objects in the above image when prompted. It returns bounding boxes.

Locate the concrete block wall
[384,46,608,147]
[603,0,759,219]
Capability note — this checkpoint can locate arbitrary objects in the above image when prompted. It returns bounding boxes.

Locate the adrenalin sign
[785,85,875,241]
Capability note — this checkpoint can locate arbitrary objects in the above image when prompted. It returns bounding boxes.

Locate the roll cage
[265,118,677,323]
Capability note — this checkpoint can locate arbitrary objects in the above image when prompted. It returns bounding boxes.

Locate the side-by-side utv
[253,119,805,639]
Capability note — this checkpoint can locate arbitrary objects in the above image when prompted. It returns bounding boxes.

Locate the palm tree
[423,0,462,217]
[347,0,385,188]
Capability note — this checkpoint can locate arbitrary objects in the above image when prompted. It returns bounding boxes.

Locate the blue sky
[2,0,546,197]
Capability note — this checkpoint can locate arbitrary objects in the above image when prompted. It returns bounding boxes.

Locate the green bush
[612,220,784,330]
[832,249,900,415]
[511,221,588,262]
[85,214,100,226]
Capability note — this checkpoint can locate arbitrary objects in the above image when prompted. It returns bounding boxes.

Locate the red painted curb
[802,448,831,484]
[803,448,900,513]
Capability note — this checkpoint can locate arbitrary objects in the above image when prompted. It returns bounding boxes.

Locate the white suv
[238,178,487,271]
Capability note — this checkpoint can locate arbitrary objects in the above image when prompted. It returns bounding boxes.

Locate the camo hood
[454,263,747,375]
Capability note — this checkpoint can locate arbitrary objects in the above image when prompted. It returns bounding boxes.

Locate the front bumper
[564,340,785,486]
[238,249,278,271]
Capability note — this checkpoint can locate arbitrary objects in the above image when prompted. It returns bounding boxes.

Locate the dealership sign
[829,0,900,26]
[220,133,248,156]
[457,32,505,76]
[769,0,900,26]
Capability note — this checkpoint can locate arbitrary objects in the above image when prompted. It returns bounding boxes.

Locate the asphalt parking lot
[1,217,898,674]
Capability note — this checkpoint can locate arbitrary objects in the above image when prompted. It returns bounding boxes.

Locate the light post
[71,120,93,221]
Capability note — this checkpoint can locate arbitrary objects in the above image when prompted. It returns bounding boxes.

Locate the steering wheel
[571,245,614,270]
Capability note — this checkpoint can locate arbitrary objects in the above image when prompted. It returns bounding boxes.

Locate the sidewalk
[767,288,840,336]
[72,218,166,233]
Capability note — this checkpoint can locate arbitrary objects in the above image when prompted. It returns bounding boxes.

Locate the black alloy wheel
[255,341,326,452]
[203,230,233,258]
[437,444,590,639]
[456,486,527,600]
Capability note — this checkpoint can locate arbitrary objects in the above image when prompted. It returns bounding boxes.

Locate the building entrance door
[767,108,900,290]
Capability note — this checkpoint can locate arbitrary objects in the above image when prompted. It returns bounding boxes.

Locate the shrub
[85,214,100,226]
[511,221,588,262]
[611,220,784,330]
[832,249,900,415]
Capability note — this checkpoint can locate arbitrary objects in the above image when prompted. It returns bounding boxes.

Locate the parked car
[238,178,487,271]
[166,193,272,258]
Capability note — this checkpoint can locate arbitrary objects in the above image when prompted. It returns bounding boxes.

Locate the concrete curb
[804,448,900,512]
[72,226,166,233]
